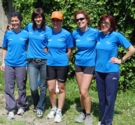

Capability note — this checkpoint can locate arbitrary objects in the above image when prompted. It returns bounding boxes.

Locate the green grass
[0,70,135,125]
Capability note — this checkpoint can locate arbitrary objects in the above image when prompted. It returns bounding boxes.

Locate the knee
[48,87,55,93]
[59,86,65,93]
[80,89,89,99]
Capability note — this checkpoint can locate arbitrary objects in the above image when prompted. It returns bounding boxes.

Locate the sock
[52,106,57,110]
[86,113,90,116]
[57,108,62,112]
[82,109,86,115]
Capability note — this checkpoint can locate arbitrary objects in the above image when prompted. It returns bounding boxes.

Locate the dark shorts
[47,66,69,83]
[75,65,95,75]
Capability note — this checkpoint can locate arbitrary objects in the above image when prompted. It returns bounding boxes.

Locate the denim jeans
[28,60,47,111]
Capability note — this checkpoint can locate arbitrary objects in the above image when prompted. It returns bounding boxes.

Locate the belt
[27,59,46,63]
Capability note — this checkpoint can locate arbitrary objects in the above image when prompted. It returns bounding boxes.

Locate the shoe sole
[76,121,83,123]
[55,120,61,123]
[37,115,43,118]
[17,111,24,115]
[17,113,23,115]
[8,116,15,120]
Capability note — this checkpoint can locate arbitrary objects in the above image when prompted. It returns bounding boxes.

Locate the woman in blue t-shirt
[25,8,51,118]
[95,14,135,125]
[0,12,29,119]
[46,11,74,123]
[72,10,98,125]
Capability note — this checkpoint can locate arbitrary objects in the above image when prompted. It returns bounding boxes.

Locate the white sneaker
[47,107,57,119]
[17,108,24,115]
[75,112,85,123]
[8,111,15,119]
[98,121,101,125]
[54,111,62,123]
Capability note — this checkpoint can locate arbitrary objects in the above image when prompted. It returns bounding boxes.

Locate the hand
[6,24,12,32]
[110,57,121,64]
[44,48,48,52]
[0,63,5,71]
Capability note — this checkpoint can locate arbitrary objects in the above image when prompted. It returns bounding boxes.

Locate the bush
[10,0,135,91]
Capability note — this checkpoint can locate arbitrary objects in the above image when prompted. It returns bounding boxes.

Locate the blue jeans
[95,72,119,125]
[28,60,47,111]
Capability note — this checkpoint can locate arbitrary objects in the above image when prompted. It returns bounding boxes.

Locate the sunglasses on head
[76,17,85,22]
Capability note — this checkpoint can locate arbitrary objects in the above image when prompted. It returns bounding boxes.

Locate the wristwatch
[121,58,125,63]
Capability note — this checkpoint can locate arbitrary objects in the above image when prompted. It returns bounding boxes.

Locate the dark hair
[98,14,116,32]
[32,8,45,30]
[11,12,23,22]
[74,10,90,25]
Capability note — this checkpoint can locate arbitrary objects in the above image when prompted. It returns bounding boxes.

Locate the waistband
[27,58,47,63]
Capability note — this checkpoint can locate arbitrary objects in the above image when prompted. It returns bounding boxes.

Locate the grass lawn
[0,70,135,125]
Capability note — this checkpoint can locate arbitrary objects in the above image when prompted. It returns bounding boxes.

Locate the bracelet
[121,58,125,63]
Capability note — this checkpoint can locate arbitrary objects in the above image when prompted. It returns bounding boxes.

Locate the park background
[0,0,135,124]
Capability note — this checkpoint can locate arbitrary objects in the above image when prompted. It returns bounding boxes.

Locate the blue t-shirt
[2,29,28,66]
[47,28,74,66]
[95,31,131,73]
[25,23,51,59]
[72,27,98,66]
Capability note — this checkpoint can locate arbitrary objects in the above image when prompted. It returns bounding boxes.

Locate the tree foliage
[10,0,135,91]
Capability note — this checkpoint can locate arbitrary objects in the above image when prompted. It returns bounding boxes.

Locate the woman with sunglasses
[46,11,74,123]
[72,10,98,125]
[95,14,135,125]
[0,12,29,119]
[25,8,51,118]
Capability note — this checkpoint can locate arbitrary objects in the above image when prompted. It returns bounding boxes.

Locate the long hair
[32,8,45,30]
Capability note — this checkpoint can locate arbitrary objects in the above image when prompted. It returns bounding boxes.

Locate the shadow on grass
[26,92,74,115]
[92,102,122,120]
[74,97,100,119]
[63,98,75,114]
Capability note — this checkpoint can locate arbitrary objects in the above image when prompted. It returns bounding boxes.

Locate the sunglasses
[100,21,111,25]
[76,18,85,22]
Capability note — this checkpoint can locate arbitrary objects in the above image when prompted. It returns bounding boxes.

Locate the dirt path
[0,94,65,125]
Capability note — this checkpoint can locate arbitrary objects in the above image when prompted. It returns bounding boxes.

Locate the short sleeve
[2,33,8,49]
[66,33,74,48]
[117,32,131,49]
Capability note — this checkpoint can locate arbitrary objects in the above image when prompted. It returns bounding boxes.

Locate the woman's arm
[0,48,7,71]
[67,48,73,60]
[110,45,135,64]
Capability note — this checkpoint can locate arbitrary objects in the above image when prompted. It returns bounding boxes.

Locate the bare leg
[57,82,66,109]
[76,72,84,109]
[48,80,57,107]
[80,74,93,114]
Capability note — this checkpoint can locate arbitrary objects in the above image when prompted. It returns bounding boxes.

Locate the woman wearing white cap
[46,11,74,123]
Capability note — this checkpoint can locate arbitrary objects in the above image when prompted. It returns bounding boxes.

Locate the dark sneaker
[75,112,85,123]
[36,109,43,118]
